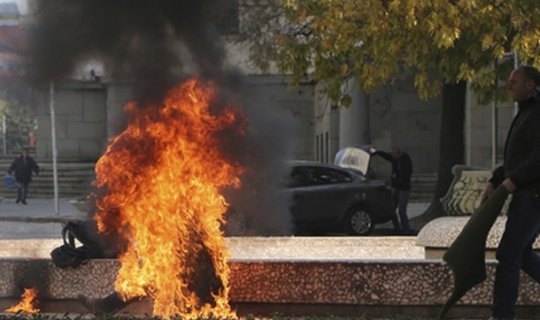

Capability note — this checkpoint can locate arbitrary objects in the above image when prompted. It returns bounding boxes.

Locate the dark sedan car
[287,161,394,235]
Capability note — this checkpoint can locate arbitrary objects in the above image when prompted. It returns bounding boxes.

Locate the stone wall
[313,77,442,174]
[368,79,442,174]
[36,81,107,161]
[466,95,514,168]
[36,76,315,163]
[1,258,540,318]
[242,75,315,161]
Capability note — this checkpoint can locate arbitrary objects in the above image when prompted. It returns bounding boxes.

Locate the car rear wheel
[345,206,374,235]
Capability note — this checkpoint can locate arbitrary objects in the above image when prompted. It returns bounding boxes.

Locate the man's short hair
[519,65,540,85]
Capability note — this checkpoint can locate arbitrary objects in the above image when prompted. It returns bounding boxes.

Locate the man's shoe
[21,200,27,205]
[79,292,129,313]
[15,199,20,204]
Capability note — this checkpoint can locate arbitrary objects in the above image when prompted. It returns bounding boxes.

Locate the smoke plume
[222,81,295,236]
[28,1,295,236]
[27,0,236,102]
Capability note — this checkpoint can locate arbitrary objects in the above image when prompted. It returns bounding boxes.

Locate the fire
[5,288,40,314]
[93,78,244,319]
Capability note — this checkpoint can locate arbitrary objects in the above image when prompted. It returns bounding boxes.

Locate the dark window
[310,167,352,185]
[325,132,329,163]
[315,135,319,161]
[289,167,306,188]
[289,166,352,188]
[319,134,323,162]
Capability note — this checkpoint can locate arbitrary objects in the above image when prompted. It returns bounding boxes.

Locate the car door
[290,165,354,228]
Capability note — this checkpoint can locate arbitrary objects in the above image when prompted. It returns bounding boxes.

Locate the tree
[241,0,540,221]
[0,80,38,155]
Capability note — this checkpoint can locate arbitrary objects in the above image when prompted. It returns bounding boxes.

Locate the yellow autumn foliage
[245,0,540,104]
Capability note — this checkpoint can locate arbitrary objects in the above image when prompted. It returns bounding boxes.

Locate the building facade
[22,0,513,175]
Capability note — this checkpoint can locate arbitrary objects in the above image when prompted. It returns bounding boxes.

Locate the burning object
[91,78,244,318]
[5,288,40,314]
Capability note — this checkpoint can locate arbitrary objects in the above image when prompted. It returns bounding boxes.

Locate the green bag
[439,186,509,319]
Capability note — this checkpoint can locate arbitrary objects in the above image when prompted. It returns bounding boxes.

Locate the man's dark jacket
[490,92,540,191]
[8,155,39,183]
[373,151,413,190]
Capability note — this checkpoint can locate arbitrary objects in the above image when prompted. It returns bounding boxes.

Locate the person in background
[28,131,36,146]
[481,65,540,320]
[370,146,413,234]
[8,149,39,205]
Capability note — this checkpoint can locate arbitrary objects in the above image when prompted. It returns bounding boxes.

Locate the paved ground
[373,201,430,235]
[0,197,87,240]
[0,197,430,259]
[0,197,86,258]
[0,197,430,239]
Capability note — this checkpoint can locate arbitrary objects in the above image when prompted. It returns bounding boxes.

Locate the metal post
[465,82,472,166]
[2,113,6,156]
[491,60,498,168]
[49,81,59,214]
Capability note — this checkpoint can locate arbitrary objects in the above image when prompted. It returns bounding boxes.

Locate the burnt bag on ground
[51,220,120,268]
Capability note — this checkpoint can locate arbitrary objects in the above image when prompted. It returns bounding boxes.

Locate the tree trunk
[414,81,466,223]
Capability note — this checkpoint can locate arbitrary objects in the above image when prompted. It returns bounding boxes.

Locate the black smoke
[28,0,295,236]
[221,80,295,236]
[27,0,236,103]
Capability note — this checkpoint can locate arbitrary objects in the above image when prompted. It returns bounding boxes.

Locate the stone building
[23,1,513,176]
[314,79,514,174]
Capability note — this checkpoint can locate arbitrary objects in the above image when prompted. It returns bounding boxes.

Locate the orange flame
[5,288,40,314]
[93,78,244,319]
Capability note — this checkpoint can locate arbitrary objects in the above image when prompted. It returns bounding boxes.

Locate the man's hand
[481,182,494,204]
[502,178,517,193]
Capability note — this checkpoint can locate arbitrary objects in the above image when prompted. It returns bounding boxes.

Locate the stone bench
[417,216,540,259]
[2,258,540,319]
[2,237,540,318]
[417,164,529,259]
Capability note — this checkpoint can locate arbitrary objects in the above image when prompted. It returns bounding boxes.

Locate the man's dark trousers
[493,192,540,318]
[391,188,410,233]
[15,181,29,203]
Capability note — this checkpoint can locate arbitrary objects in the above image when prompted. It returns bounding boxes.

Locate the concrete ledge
[2,259,540,309]
[417,216,540,259]
[3,237,540,318]
[0,236,425,260]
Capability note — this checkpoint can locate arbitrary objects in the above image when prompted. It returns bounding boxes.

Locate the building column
[339,78,369,149]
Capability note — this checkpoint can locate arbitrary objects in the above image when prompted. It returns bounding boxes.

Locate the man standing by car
[481,65,540,320]
[370,147,413,234]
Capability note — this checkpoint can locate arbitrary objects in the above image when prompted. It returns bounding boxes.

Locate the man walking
[8,149,39,205]
[482,65,540,320]
[370,147,413,234]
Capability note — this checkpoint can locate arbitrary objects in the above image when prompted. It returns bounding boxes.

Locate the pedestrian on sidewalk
[8,148,39,205]
[370,146,413,234]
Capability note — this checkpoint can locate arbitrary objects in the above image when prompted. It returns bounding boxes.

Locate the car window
[349,170,368,182]
[289,166,311,187]
[289,166,352,187]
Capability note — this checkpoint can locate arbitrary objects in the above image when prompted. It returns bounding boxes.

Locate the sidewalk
[0,197,432,235]
[0,199,431,230]
[374,201,430,234]
[0,197,87,241]
[0,197,87,223]
[0,197,431,258]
